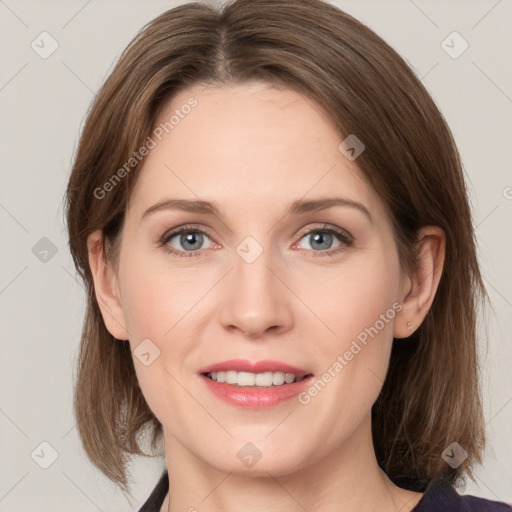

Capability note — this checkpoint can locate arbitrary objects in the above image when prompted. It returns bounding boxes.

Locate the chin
[200,442,311,478]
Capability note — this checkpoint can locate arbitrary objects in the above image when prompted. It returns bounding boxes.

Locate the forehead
[126,82,385,223]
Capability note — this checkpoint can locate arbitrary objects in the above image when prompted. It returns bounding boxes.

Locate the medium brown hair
[64,0,487,495]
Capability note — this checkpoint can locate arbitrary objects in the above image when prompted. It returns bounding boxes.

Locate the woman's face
[107,82,411,476]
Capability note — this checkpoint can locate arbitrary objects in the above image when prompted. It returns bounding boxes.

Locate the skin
[88,82,445,512]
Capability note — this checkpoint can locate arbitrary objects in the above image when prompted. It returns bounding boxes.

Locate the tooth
[255,372,274,386]
[225,370,238,384]
[206,370,304,386]
[272,371,285,385]
[237,372,255,386]
[284,373,295,384]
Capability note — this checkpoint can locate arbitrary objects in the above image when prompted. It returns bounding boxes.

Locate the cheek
[118,248,187,338]
[305,248,400,341]
[303,247,400,403]
[116,247,209,387]
[118,266,191,426]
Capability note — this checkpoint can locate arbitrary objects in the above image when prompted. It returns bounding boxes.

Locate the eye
[293,224,353,257]
[159,224,215,258]
[158,223,354,258]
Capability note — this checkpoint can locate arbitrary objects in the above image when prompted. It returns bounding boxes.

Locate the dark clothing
[138,471,512,512]
[411,476,511,511]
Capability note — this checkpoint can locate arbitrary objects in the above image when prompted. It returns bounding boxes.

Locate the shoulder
[137,471,169,512]
[413,476,512,512]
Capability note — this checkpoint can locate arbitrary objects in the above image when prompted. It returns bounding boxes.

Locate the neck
[160,414,423,512]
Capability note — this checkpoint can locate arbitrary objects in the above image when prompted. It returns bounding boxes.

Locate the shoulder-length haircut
[64,0,487,495]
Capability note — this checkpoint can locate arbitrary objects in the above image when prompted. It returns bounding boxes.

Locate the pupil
[312,232,331,250]
[183,232,201,250]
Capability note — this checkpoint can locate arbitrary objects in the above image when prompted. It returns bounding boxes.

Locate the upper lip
[198,359,312,378]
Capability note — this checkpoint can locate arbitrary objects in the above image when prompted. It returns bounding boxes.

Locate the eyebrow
[141,197,372,223]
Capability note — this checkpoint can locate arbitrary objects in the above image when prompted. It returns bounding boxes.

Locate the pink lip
[197,359,314,409]
[198,359,311,378]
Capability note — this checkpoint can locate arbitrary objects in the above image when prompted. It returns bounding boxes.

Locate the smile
[204,370,310,387]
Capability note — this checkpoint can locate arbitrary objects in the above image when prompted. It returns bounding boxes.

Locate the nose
[218,242,293,339]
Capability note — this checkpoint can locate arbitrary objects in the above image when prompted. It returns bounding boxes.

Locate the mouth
[198,359,313,387]
[199,364,315,408]
[202,370,313,387]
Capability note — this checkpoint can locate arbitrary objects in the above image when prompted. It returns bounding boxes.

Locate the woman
[64,0,512,511]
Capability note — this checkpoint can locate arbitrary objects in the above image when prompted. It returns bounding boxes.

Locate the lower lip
[200,374,314,409]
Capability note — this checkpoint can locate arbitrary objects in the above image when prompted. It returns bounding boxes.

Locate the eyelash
[157,223,354,259]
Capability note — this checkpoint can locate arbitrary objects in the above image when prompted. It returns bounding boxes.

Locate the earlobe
[87,230,129,341]
[394,226,446,339]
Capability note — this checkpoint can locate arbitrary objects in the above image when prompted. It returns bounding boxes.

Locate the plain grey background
[1,0,511,510]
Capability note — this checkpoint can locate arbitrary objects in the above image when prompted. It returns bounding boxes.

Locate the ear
[87,230,129,340]
[394,226,446,338]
